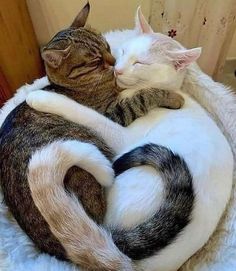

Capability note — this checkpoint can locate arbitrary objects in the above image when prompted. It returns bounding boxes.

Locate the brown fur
[0,3,119,266]
[0,3,184,270]
[28,141,135,271]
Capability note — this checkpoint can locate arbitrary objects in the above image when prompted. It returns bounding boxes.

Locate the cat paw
[26,90,52,112]
[168,94,185,109]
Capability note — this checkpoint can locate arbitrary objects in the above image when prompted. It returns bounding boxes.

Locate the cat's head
[114,7,201,90]
[41,3,115,90]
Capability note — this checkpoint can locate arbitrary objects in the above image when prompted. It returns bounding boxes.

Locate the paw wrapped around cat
[25,5,233,271]
[0,3,192,271]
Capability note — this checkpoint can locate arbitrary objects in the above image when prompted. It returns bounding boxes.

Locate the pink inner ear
[135,7,153,34]
[166,48,202,70]
[42,50,63,69]
[41,46,71,69]
[174,59,189,70]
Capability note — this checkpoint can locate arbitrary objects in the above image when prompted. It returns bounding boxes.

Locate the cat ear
[71,2,90,28]
[166,47,202,70]
[41,47,71,69]
[135,6,154,34]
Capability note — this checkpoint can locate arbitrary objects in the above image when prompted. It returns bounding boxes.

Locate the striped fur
[0,3,186,271]
[27,140,194,267]
[111,144,194,259]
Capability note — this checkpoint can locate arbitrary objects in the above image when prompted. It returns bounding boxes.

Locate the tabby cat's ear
[41,47,71,69]
[135,6,154,34]
[166,47,202,70]
[71,2,90,28]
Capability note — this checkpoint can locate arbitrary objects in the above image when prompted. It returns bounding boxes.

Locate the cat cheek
[133,63,142,72]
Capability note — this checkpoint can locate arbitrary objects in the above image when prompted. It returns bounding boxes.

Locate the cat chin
[116,78,138,89]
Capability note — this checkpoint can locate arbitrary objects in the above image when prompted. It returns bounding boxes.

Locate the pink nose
[114,69,123,76]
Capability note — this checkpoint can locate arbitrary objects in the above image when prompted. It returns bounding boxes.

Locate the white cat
[26,8,233,271]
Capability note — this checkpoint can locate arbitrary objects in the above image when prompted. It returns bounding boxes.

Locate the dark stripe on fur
[111,143,194,260]
[126,103,137,121]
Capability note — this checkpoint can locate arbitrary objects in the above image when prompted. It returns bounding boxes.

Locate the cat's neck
[46,72,122,114]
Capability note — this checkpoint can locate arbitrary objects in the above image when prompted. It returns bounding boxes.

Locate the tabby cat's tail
[28,140,135,271]
[28,141,194,269]
[111,143,194,260]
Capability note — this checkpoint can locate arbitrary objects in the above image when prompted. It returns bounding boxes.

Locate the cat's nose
[114,69,123,76]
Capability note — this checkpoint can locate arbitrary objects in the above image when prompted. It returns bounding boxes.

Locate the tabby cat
[26,7,233,271]
[0,3,190,271]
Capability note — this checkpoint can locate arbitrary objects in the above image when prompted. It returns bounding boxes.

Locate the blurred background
[0,0,235,106]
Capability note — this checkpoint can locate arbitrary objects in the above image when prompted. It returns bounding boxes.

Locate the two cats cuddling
[0,3,233,271]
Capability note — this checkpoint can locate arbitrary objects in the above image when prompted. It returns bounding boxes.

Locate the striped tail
[111,143,194,260]
[28,141,193,268]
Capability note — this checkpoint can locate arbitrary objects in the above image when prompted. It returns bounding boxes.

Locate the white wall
[27,0,151,46]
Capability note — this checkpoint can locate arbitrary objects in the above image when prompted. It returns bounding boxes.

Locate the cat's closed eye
[119,49,125,56]
[68,62,98,79]
[86,58,101,66]
[133,61,148,66]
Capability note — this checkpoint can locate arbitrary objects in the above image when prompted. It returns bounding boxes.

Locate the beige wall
[27,0,151,46]
[26,0,235,75]
[228,32,236,59]
[150,0,236,78]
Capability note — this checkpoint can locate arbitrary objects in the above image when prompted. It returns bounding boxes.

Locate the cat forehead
[46,27,106,50]
[123,35,153,55]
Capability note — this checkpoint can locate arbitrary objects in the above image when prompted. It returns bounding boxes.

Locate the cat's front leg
[26,90,65,114]
[136,88,185,110]
[26,90,128,153]
[153,89,185,109]
[107,88,185,127]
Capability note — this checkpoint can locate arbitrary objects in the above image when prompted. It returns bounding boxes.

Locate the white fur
[26,30,233,271]
[0,28,235,271]
[29,140,114,187]
[103,29,137,57]
[26,90,128,153]
[28,141,133,271]
[104,29,234,271]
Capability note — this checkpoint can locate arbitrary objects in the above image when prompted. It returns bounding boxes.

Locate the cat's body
[106,92,233,271]
[0,19,120,262]
[27,9,234,271]
[0,100,112,257]
[0,5,192,271]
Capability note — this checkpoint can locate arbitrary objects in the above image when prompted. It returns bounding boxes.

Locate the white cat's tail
[28,140,135,271]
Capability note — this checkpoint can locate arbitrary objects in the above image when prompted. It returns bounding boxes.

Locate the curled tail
[112,143,194,260]
[28,141,193,269]
[28,140,135,271]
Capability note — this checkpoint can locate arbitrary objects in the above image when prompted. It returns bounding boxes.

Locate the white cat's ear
[135,6,154,34]
[166,47,202,70]
[41,46,71,69]
[71,2,90,28]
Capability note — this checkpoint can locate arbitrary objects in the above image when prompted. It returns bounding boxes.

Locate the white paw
[26,90,52,112]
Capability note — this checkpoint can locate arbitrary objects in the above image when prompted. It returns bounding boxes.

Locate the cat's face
[114,8,201,91]
[42,3,115,90]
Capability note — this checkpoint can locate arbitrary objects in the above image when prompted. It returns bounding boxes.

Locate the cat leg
[26,90,128,152]
[106,88,185,127]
